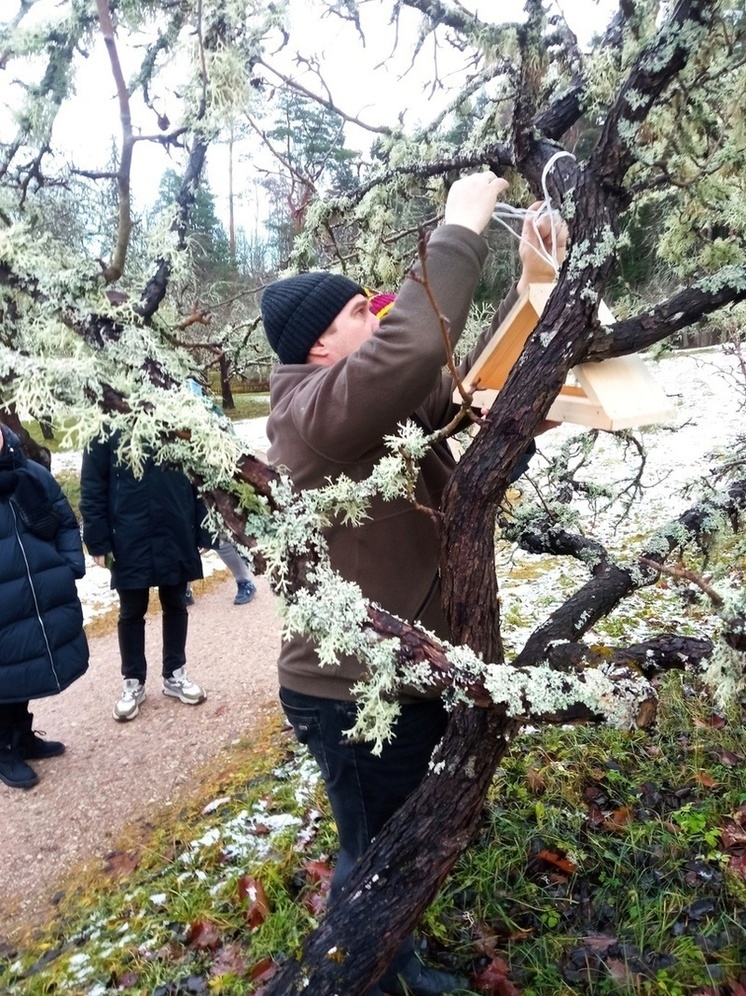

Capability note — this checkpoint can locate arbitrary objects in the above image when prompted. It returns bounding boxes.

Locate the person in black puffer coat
[80,434,211,722]
[0,422,89,790]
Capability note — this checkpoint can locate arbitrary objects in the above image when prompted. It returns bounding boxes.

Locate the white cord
[492,150,576,273]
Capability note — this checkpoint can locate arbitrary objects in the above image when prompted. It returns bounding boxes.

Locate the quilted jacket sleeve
[49,475,86,579]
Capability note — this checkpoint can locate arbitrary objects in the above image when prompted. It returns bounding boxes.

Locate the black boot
[0,729,39,789]
[394,962,467,994]
[377,937,467,995]
[374,964,466,995]
[15,713,65,759]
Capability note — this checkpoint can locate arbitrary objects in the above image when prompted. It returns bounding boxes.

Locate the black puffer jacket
[0,424,89,703]
[80,436,209,590]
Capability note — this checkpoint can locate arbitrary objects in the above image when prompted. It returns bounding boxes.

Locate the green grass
[21,416,84,455]
[55,468,81,520]
[220,392,270,421]
[2,677,744,995]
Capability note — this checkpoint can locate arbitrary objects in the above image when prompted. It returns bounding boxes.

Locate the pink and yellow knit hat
[366,290,396,319]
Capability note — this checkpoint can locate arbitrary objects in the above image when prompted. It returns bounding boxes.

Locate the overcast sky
[271,0,618,139]
[2,0,620,232]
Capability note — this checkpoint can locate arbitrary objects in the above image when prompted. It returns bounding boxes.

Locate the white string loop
[491,150,576,274]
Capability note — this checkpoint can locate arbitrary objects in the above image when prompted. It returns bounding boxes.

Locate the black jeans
[117,585,188,683]
[280,686,448,904]
[0,701,30,737]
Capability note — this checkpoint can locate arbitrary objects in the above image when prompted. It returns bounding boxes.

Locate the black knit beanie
[261,272,364,364]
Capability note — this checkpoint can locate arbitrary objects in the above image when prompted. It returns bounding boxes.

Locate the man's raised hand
[444,171,509,236]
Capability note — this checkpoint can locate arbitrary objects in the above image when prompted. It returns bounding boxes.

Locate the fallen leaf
[210,942,247,977]
[536,849,577,874]
[694,713,726,729]
[472,955,522,995]
[116,971,139,988]
[302,891,328,917]
[586,802,605,827]
[154,941,182,963]
[103,850,140,878]
[251,957,281,992]
[185,920,222,951]
[721,818,746,849]
[238,875,270,930]
[303,858,334,885]
[525,767,546,793]
[692,772,717,789]
[604,807,634,831]
[716,749,743,767]
[579,935,617,952]
[472,923,498,957]
[607,957,640,986]
[727,853,746,879]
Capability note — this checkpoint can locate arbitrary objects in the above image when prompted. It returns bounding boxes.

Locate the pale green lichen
[566,226,618,279]
[704,591,746,710]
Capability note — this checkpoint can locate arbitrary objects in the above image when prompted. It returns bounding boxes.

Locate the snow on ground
[61,350,743,643]
[496,347,742,654]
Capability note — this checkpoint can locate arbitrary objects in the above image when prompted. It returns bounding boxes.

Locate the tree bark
[0,407,51,470]
[219,353,235,411]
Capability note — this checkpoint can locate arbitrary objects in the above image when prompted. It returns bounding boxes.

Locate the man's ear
[307,338,328,363]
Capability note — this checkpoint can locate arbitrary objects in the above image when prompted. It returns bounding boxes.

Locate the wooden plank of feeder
[456,284,676,430]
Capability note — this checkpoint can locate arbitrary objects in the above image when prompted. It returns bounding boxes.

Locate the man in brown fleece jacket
[261,172,564,995]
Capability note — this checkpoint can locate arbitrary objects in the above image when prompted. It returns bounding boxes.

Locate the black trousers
[279,687,448,903]
[0,700,31,734]
[117,585,188,683]
[280,687,449,989]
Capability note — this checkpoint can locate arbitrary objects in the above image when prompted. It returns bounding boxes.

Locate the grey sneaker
[113,679,146,721]
[162,666,206,705]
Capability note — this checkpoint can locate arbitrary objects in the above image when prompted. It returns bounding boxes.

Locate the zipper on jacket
[11,503,62,692]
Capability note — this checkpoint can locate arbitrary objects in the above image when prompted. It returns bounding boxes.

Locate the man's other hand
[444,171,508,235]
[517,200,569,292]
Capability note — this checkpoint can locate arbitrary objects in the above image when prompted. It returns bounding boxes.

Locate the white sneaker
[113,679,146,721]
[162,667,206,705]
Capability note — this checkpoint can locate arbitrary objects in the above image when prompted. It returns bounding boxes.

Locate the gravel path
[0,573,284,943]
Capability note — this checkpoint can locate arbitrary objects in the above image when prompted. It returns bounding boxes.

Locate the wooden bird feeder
[456,283,676,431]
